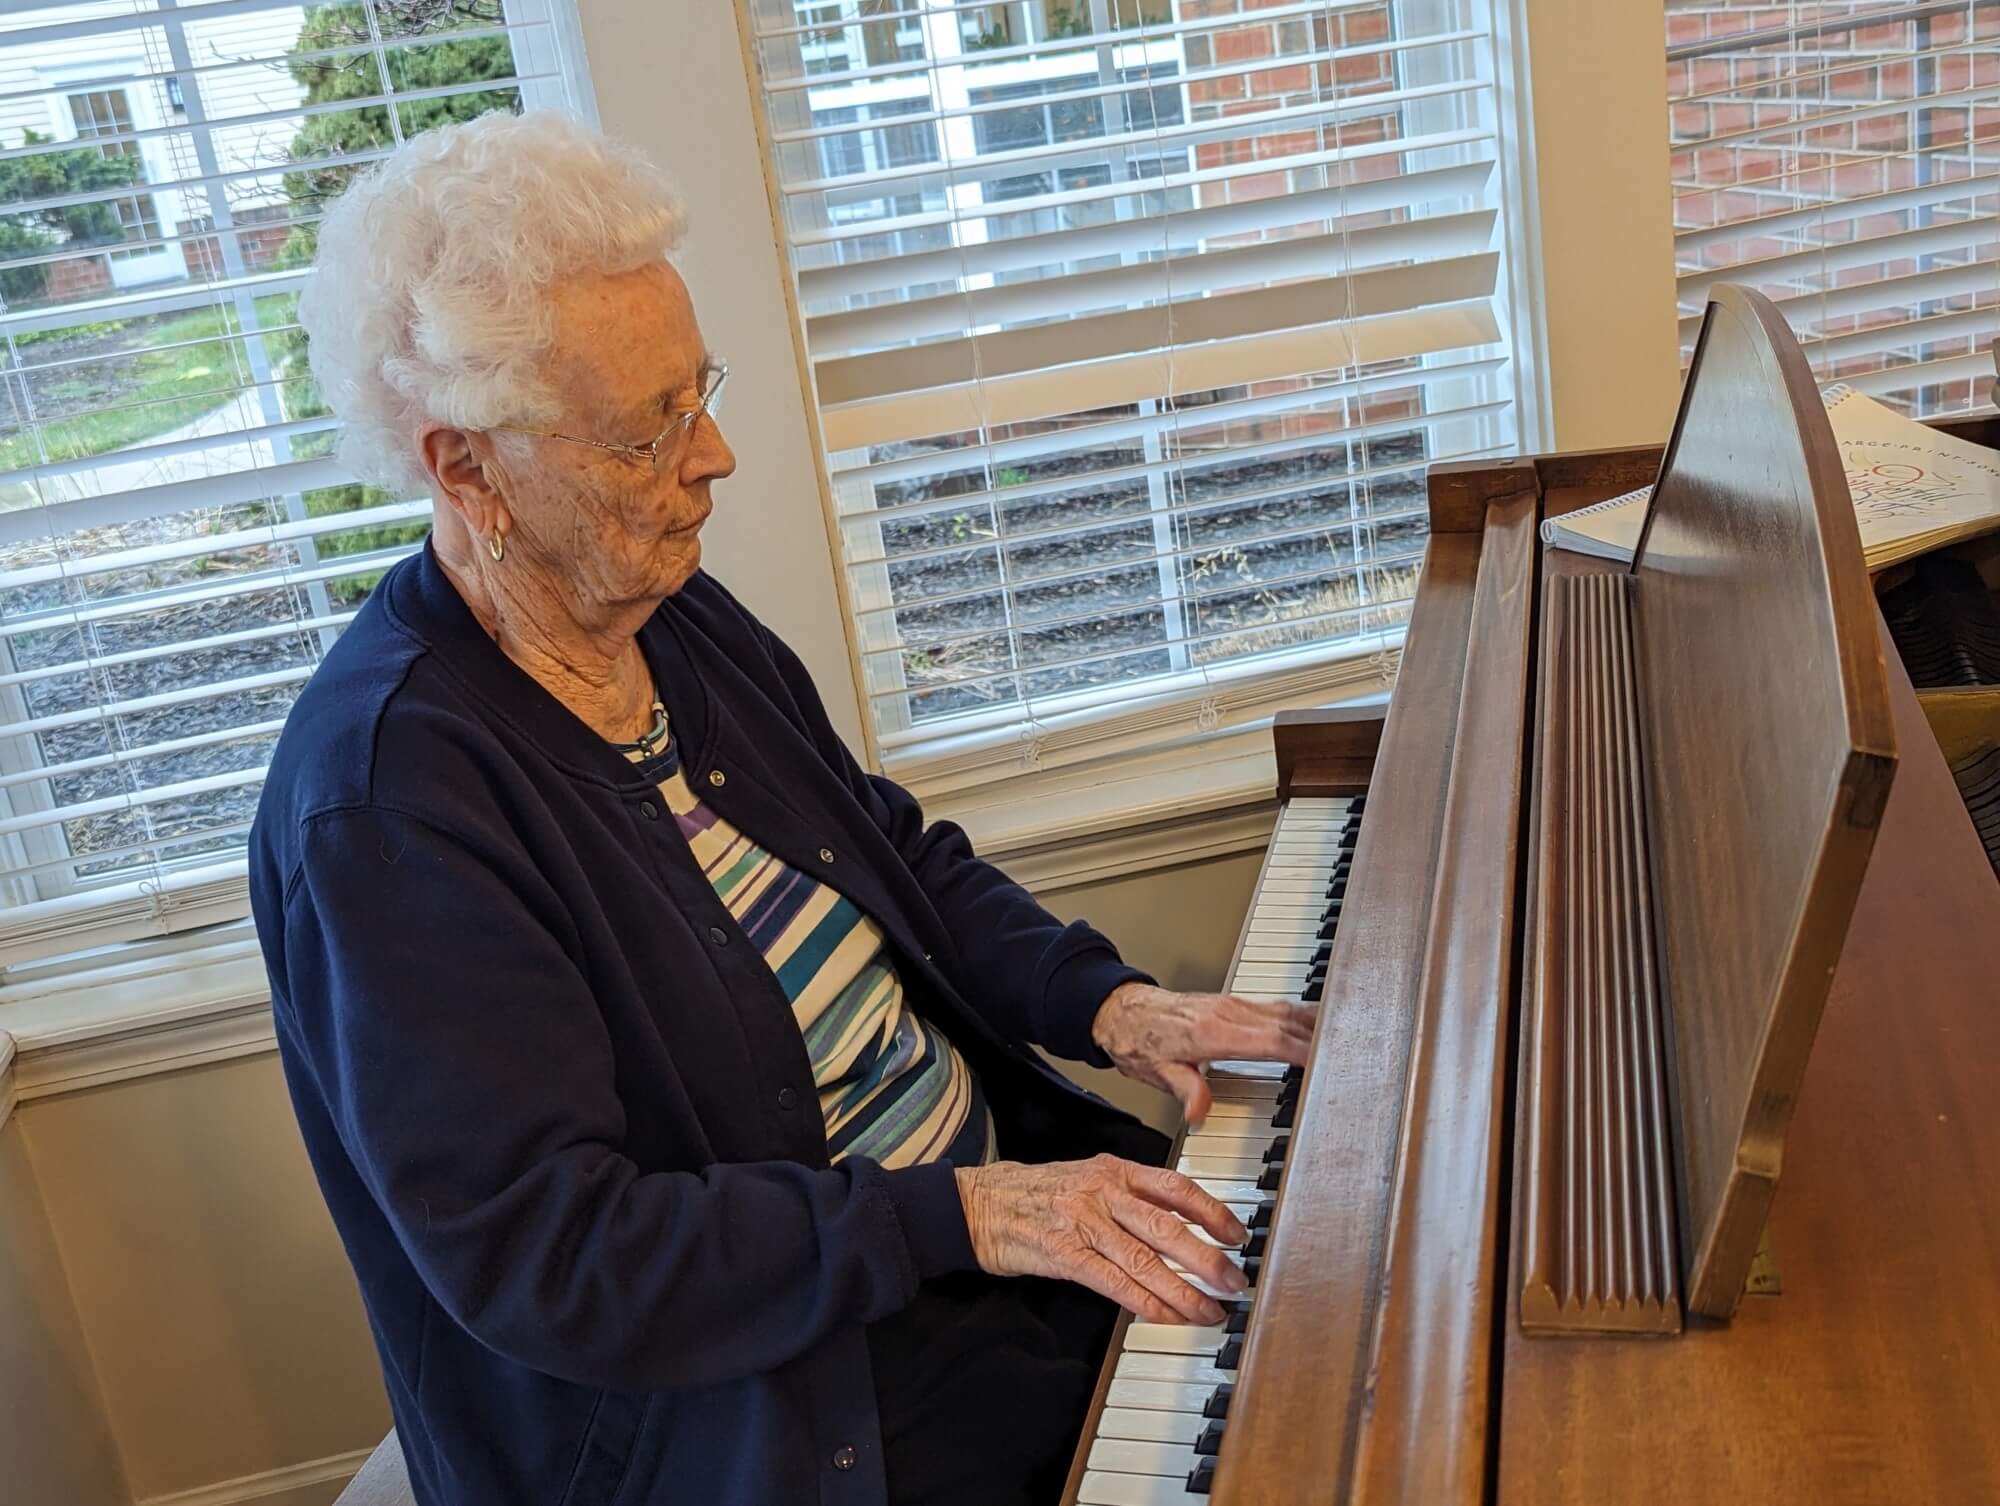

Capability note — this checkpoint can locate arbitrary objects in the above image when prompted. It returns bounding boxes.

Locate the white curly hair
[300,110,690,495]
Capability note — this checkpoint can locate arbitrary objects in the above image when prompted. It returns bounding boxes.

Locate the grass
[0,300,301,475]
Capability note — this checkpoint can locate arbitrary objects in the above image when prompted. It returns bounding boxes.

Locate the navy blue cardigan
[248,544,1167,1506]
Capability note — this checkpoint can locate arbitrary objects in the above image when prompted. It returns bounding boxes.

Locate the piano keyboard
[1075,795,1363,1506]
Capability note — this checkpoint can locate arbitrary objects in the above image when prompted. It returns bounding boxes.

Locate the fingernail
[1201,1300,1225,1325]
[1226,1265,1249,1293]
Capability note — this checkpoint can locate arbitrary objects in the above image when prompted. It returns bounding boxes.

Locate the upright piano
[1064,284,2000,1505]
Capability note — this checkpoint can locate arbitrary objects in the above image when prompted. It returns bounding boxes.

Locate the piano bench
[334,1432,413,1506]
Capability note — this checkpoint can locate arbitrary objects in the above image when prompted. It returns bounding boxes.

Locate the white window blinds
[0,0,589,965]
[743,0,1518,790]
[1667,0,2000,413]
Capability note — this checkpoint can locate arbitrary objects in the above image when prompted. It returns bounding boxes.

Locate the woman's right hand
[953,1155,1249,1325]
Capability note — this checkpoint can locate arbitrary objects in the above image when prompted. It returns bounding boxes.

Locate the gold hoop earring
[488,531,506,563]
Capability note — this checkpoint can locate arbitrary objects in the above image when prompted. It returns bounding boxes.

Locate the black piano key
[1187,1456,1217,1494]
[1283,1065,1304,1086]
[1225,1304,1251,1334]
[1243,1255,1262,1284]
[1244,1229,1268,1259]
[1215,1335,1243,1370]
[1301,981,1323,1003]
[1261,1135,1290,1164]
[1349,796,1365,813]
[1195,1420,1226,1457]
[1202,1383,1234,1419]
[1257,1162,1283,1190]
[1271,1098,1295,1130]
[1249,1200,1276,1230]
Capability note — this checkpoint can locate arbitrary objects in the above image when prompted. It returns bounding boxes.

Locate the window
[745,0,1519,789]
[0,0,591,966]
[66,89,167,264]
[1665,0,2000,415]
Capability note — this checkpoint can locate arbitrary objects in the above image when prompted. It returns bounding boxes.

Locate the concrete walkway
[0,388,283,518]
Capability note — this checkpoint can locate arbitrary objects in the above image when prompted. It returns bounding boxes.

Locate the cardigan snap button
[640,801,657,820]
[777,1087,799,1111]
[708,768,726,787]
[818,847,835,864]
[707,926,728,947]
[832,1446,856,1471]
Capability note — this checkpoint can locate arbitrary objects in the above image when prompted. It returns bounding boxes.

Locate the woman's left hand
[1089,982,1316,1127]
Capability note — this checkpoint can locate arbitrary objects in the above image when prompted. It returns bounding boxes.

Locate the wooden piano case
[1200,286,2000,1505]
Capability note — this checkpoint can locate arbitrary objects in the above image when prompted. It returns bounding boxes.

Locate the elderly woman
[250,112,1311,1506]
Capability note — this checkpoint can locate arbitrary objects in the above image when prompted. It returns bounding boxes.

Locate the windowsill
[929,691,1389,892]
[0,929,274,1104]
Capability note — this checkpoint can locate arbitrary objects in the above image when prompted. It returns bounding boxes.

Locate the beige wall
[1510,0,1685,451]
[18,1056,388,1505]
[0,1110,129,1506]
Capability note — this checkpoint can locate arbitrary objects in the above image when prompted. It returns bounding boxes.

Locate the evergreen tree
[278,0,517,269]
[0,131,142,305]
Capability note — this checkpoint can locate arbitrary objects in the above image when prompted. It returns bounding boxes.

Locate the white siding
[1,6,312,213]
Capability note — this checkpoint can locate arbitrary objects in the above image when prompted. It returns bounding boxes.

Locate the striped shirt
[629,736,994,1170]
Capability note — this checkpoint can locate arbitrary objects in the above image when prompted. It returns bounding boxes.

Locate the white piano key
[1196,1096,1271,1120]
[1189,1177,1265,1205]
[1206,1059,1288,1078]
[1178,1155,1265,1181]
[1184,1112,1275,1138]
[1095,1406,1206,1444]
[1116,1348,1232,1385]
[1077,1469,1202,1506]
[1088,1438,1203,1477]
[1236,950,1318,969]
[1124,1321,1226,1354]
[1206,1072,1282,1097]
[1225,980,1306,998]
[1181,1129,1275,1159]
[1105,1378,1219,1413]
[1227,964,1308,983]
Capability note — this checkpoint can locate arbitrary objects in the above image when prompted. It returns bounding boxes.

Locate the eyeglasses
[494,358,728,473]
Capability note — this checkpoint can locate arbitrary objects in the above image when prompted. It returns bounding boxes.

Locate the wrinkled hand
[955,1155,1247,1325]
[1092,982,1315,1127]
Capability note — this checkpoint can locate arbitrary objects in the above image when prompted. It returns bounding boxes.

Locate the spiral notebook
[1541,386,2000,571]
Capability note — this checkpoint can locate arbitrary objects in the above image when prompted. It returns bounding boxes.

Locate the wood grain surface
[1275,703,1386,799]
[1209,529,1482,1506]
[1498,605,2000,1503]
[1517,572,1681,1337]
[1347,492,1538,1506]
[1629,286,1897,1317]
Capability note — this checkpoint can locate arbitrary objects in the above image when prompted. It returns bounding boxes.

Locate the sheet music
[1541,387,2000,569]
